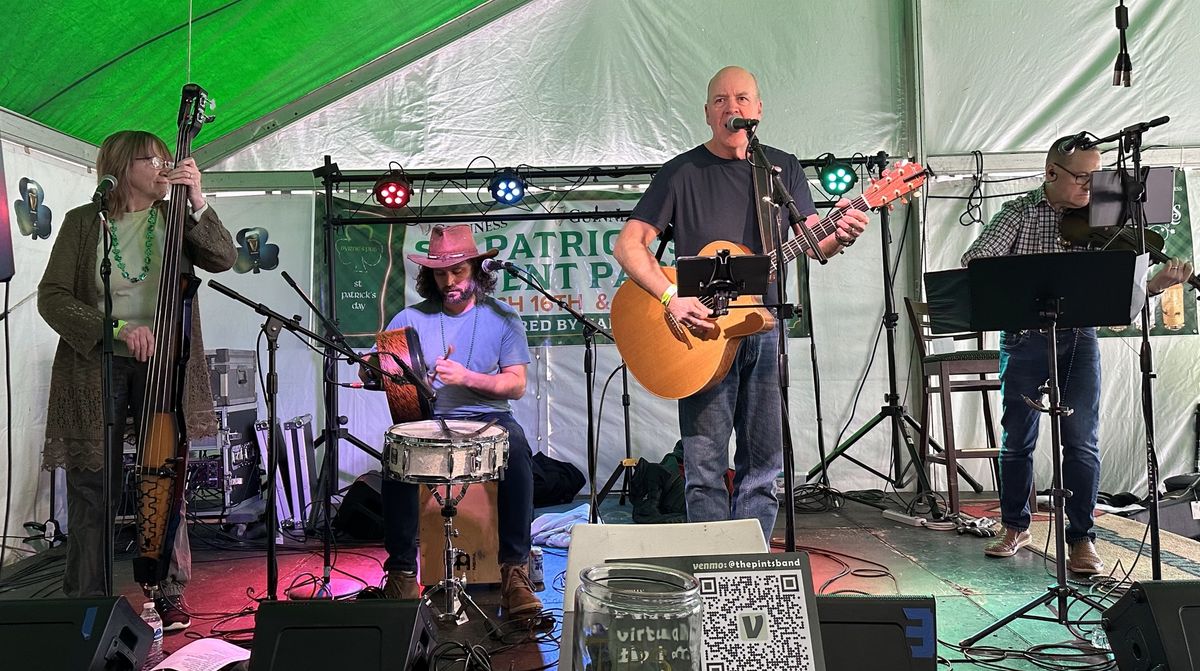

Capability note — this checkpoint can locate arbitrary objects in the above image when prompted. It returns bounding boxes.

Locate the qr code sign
[696,570,815,671]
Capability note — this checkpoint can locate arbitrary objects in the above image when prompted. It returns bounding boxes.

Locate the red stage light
[373,170,411,209]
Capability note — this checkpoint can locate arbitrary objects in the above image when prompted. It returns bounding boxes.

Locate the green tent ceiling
[0,0,500,155]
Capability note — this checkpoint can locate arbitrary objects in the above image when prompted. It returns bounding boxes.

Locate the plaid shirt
[961,185,1081,264]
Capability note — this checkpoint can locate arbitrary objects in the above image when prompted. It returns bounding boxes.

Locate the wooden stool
[418,480,500,586]
[904,298,1037,516]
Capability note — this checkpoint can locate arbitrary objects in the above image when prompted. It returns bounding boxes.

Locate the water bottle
[140,601,164,669]
[528,547,545,591]
[1089,626,1109,651]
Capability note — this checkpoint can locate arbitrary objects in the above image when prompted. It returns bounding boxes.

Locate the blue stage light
[489,171,526,205]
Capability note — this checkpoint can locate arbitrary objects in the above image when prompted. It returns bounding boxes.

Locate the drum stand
[422,482,501,638]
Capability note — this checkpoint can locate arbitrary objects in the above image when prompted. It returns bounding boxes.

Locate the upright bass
[133,84,214,589]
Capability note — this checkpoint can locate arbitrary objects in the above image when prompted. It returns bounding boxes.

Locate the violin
[1060,207,1200,293]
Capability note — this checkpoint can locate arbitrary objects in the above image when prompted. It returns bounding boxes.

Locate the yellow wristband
[660,284,678,306]
[112,319,127,339]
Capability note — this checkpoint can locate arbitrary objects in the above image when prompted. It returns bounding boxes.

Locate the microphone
[1058,132,1092,155]
[92,175,118,204]
[723,117,759,132]
[482,258,519,274]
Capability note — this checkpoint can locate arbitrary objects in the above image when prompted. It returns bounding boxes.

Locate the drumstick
[435,417,454,439]
[462,419,499,439]
[428,343,455,383]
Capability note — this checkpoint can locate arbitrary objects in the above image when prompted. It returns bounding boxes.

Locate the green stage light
[819,161,858,196]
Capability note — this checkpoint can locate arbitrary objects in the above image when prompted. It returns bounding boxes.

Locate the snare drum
[383,419,509,484]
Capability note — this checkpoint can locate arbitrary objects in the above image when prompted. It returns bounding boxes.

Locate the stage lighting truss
[817,155,859,196]
[488,170,527,206]
[373,168,411,209]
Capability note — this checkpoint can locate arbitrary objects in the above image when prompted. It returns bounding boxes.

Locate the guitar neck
[771,195,869,269]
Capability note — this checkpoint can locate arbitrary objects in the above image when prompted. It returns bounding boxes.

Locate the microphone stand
[797,221,832,495]
[745,127,824,552]
[276,270,409,597]
[1089,115,1170,578]
[206,279,427,599]
[98,196,117,597]
[492,263,621,524]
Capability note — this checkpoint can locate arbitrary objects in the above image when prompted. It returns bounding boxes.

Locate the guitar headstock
[177,83,215,147]
[862,161,928,211]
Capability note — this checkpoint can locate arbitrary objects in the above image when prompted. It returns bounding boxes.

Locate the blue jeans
[678,333,782,541]
[381,412,533,572]
[998,329,1101,542]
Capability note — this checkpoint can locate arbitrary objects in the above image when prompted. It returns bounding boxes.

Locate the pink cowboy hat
[406,224,499,269]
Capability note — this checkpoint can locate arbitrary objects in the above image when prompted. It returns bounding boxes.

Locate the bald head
[707,66,760,102]
[703,65,764,158]
[1046,134,1098,168]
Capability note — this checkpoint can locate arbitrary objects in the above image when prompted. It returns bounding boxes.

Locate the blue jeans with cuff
[997,328,1101,543]
[678,333,782,541]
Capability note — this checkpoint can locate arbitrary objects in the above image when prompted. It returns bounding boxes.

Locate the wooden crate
[418,480,500,586]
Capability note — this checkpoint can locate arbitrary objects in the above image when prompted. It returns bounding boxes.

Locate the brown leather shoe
[383,570,421,599]
[984,528,1032,557]
[1068,539,1104,574]
[501,563,543,618]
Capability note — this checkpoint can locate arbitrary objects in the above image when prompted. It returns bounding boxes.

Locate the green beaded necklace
[111,208,157,283]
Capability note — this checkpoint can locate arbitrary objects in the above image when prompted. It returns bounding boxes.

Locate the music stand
[676,250,771,312]
[959,249,1142,647]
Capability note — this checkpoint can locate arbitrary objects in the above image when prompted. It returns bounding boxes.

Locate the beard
[443,282,474,305]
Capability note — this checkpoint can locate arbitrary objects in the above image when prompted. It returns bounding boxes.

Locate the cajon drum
[418,480,500,586]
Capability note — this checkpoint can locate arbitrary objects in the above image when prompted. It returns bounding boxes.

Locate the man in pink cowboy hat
[367,224,542,618]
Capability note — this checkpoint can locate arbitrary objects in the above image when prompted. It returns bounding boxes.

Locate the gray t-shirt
[631,143,817,255]
[385,295,530,417]
[630,144,817,303]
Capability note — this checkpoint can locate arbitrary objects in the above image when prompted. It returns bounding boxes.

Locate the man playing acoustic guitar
[613,66,869,540]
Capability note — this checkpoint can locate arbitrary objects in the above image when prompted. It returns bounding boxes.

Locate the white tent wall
[0,139,95,566]
[919,0,1200,152]
[211,0,911,171]
[192,193,323,458]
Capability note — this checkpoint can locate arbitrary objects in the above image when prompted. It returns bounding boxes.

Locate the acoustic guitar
[611,162,928,399]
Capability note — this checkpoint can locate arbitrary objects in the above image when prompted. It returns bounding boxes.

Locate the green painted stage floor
[534,491,1200,670]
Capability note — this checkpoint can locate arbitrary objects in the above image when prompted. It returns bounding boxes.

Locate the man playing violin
[38,130,236,629]
[962,135,1191,573]
[364,224,542,619]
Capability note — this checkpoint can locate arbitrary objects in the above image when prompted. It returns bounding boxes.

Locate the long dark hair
[415,260,497,302]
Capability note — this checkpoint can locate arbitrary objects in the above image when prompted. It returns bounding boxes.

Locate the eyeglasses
[134,156,175,170]
[1051,161,1093,186]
